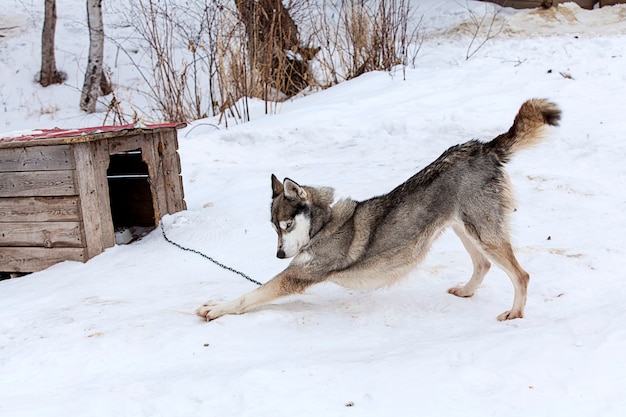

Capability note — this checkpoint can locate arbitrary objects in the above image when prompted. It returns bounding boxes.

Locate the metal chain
[148,145,262,287]
[158,221,262,286]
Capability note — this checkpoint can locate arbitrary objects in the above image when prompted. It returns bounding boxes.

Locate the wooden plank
[0,197,80,222]
[141,133,166,223]
[0,170,76,197]
[175,175,187,212]
[0,247,85,273]
[108,135,144,154]
[157,130,187,214]
[73,142,106,259]
[0,145,73,172]
[92,139,115,249]
[0,222,83,248]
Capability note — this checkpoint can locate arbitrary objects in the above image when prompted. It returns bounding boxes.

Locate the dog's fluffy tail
[491,98,561,162]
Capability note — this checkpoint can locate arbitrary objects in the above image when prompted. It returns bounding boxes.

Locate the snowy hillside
[1,1,626,416]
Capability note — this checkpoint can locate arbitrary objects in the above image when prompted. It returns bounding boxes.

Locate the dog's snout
[276,249,286,259]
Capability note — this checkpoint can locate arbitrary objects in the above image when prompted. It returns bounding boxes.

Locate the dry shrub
[109,0,424,123]
[306,0,423,85]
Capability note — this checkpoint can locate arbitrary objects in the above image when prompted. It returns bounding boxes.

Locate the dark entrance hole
[107,149,155,243]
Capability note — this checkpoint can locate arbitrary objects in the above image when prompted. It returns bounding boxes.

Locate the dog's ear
[283,178,308,201]
[271,174,283,198]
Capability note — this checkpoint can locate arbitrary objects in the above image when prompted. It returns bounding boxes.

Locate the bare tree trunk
[80,0,106,113]
[40,0,65,87]
[235,0,317,98]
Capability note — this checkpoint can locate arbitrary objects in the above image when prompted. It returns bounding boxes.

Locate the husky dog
[197,99,561,321]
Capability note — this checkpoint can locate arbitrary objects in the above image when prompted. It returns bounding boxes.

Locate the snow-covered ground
[2,1,626,416]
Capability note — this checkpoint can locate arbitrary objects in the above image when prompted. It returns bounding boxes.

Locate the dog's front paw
[448,285,474,298]
[497,309,524,321]
[195,302,227,322]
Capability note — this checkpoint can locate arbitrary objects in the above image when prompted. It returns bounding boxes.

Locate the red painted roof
[0,122,184,144]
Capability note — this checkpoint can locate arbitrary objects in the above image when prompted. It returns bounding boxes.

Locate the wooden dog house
[0,123,186,273]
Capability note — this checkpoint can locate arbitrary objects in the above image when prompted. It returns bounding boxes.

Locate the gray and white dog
[197,99,561,321]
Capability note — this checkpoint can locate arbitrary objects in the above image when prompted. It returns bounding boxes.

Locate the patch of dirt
[528,4,581,23]
[429,3,626,40]
[504,3,626,37]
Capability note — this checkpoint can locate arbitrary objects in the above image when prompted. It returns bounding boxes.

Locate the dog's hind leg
[450,222,529,321]
[479,242,529,321]
[448,224,491,298]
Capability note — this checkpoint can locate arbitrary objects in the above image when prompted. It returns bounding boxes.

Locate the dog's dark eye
[279,220,293,231]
